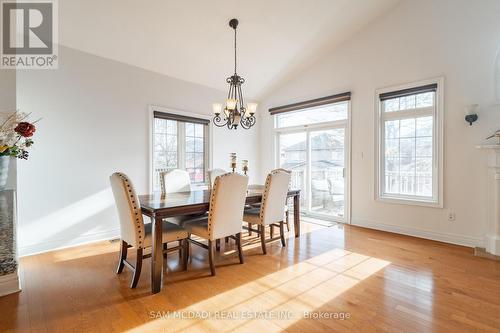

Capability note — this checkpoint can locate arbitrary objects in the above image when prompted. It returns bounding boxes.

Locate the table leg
[293,194,300,238]
[151,213,163,294]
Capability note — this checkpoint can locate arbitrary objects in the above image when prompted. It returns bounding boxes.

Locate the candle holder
[242,159,249,175]
[230,153,237,173]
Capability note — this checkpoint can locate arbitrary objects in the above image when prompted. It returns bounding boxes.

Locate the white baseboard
[19,228,120,257]
[0,272,20,297]
[352,218,483,248]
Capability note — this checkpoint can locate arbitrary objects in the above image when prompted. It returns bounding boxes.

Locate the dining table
[139,188,301,294]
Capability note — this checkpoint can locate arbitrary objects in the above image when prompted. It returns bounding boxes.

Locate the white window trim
[272,101,352,224]
[374,77,444,208]
[148,105,213,192]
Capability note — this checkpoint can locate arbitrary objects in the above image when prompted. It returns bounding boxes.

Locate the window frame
[271,97,352,224]
[149,105,212,192]
[374,78,444,208]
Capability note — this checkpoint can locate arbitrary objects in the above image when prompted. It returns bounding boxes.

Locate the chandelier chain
[234,26,237,74]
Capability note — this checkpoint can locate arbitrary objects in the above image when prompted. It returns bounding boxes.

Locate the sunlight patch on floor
[125,248,391,333]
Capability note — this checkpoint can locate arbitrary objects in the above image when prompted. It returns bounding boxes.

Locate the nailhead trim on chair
[259,169,292,225]
[207,172,235,239]
[115,172,144,248]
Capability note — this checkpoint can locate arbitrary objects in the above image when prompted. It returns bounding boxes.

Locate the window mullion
[178,122,186,170]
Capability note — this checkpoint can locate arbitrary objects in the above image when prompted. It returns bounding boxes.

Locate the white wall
[17,46,259,255]
[259,0,500,247]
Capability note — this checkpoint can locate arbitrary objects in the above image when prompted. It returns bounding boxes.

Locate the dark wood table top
[139,189,300,217]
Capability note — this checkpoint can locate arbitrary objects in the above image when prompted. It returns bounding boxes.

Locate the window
[271,92,351,221]
[152,110,209,191]
[376,80,443,206]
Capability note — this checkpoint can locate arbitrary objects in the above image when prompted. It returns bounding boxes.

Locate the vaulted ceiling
[59,0,400,99]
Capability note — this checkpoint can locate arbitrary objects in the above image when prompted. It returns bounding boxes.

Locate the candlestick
[242,160,249,175]
[230,153,237,172]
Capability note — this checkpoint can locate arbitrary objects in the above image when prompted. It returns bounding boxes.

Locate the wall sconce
[465,104,479,125]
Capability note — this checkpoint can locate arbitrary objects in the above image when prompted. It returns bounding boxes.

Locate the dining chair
[208,168,227,190]
[243,169,291,254]
[245,172,291,236]
[110,172,189,288]
[159,169,191,194]
[183,172,249,276]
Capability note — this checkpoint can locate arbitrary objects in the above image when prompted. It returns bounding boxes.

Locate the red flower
[15,122,36,137]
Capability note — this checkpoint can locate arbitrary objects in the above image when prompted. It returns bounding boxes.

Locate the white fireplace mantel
[477,144,500,256]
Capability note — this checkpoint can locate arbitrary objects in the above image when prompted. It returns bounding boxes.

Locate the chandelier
[212,18,257,130]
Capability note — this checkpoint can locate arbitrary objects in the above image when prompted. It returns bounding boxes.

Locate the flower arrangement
[0,111,38,160]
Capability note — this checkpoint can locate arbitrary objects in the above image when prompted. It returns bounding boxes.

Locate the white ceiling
[59,0,400,99]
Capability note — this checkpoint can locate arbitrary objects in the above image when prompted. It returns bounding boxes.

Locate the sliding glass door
[277,124,347,222]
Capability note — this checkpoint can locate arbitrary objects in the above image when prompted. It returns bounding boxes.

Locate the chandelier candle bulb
[212,103,222,115]
[226,99,237,111]
[247,103,258,115]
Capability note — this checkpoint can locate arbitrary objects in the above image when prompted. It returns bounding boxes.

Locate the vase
[0,156,10,191]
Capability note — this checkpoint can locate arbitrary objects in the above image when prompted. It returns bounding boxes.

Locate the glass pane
[310,128,345,217]
[416,158,432,197]
[195,124,204,138]
[416,137,432,157]
[385,155,399,194]
[400,95,416,110]
[400,118,415,138]
[385,120,399,138]
[167,120,177,134]
[400,138,415,157]
[276,101,348,128]
[186,153,195,168]
[166,134,177,152]
[416,92,434,108]
[154,134,166,151]
[186,137,194,153]
[384,98,400,112]
[195,153,204,169]
[194,137,203,152]
[279,132,307,210]
[166,152,177,168]
[155,118,167,133]
[416,116,433,137]
[186,123,194,137]
[153,151,166,169]
[385,138,399,157]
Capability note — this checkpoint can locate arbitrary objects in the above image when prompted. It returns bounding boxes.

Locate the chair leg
[236,233,244,264]
[285,210,290,231]
[130,248,143,288]
[178,240,182,258]
[260,225,267,255]
[216,239,221,251]
[225,236,229,244]
[270,224,274,239]
[181,239,189,271]
[280,221,286,247]
[116,240,128,274]
[248,223,252,236]
[208,240,216,276]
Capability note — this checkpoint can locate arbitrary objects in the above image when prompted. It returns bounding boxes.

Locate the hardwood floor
[1,220,500,333]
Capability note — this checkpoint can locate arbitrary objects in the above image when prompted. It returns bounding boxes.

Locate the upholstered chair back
[208,168,227,189]
[207,172,248,240]
[160,169,191,194]
[109,172,145,248]
[260,169,291,226]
